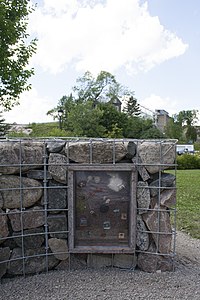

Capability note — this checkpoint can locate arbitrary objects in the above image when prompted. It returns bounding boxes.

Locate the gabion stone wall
[0,138,177,279]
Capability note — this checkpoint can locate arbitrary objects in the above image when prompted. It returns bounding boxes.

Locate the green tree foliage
[124,117,163,139]
[123,95,141,117]
[0,0,37,110]
[175,110,198,126]
[164,118,184,140]
[66,101,106,137]
[47,71,163,139]
[72,70,133,105]
[0,112,10,136]
[165,110,199,143]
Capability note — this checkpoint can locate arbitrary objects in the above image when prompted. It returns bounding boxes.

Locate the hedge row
[177,153,200,169]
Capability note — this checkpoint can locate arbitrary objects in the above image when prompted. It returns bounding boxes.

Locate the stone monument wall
[0,138,177,279]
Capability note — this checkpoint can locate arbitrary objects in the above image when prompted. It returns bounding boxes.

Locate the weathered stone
[160,189,176,208]
[0,209,9,244]
[132,156,150,181]
[47,213,68,239]
[125,141,137,159]
[87,254,112,268]
[137,181,151,214]
[137,239,173,272]
[0,247,10,279]
[13,227,45,249]
[136,215,149,251]
[149,173,175,197]
[142,205,172,254]
[47,180,67,212]
[0,175,43,209]
[46,141,66,153]
[137,252,173,272]
[48,238,68,260]
[65,141,130,163]
[48,153,68,183]
[8,206,45,232]
[137,141,176,174]
[55,254,87,270]
[113,254,137,269]
[151,189,176,209]
[26,170,52,180]
[2,237,18,250]
[0,141,44,174]
[0,193,3,208]
[7,247,59,275]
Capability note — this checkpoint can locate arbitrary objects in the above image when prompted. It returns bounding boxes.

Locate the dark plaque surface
[75,170,131,247]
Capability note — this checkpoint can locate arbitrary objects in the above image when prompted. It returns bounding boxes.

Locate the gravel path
[1,231,200,300]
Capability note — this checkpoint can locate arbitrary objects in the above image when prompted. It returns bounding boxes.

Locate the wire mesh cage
[0,138,177,278]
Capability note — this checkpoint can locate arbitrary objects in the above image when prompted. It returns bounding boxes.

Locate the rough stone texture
[87,254,112,268]
[149,173,175,197]
[132,156,150,181]
[137,239,173,272]
[136,215,149,251]
[125,141,137,159]
[46,141,66,153]
[137,181,151,214]
[0,175,43,209]
[47,213,68,239]
[137,252,173,272]
[13,227,45,249]
[142,205,172,254]
[48,153,68,183]
[0,139,177,277]
[113,254,137,269]
[0,209,9,244]
[7,247,59,275]
[2,237,17,250]
[26,170,52,180]
[160,189,176,208]
[0,141,44,174]
[8,206,45,232]
[137,141,176,174]
[48,238,68,260]
[55,254,87,270]
[0,247,10,279]
[0,193,3,208]
[151,189,176,209]
[65,141,129,163]
[47,180,67,212]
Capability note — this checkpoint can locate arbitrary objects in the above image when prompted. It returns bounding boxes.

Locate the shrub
[177,153,200,169]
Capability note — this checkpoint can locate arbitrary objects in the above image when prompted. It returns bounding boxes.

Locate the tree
[72,70,133,105]
[0,0,37,110]
[164,118,184,140]
[0,112,10,136]
[66,101,106,137]
[175,110,198,126]
[48,71,165,139]
[123,95,141,117]
[164,110,199,143]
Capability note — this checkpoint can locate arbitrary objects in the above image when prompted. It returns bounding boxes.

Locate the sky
[3,0,200,124]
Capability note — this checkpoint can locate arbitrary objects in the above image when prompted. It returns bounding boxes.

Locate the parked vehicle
[176,144,194,155]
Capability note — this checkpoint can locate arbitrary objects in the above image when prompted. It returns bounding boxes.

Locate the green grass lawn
[176,169,200,239]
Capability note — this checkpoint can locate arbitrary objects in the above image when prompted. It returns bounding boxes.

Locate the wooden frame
[68,164,137,253]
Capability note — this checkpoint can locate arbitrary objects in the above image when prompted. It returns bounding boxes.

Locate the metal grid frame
[0,138,177,277]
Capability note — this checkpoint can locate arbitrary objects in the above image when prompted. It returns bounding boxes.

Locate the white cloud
[139,94,177,117]
[3,88,54,124]
[29,0,188,75]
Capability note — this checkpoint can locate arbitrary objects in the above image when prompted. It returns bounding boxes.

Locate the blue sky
[4,0,200,124]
